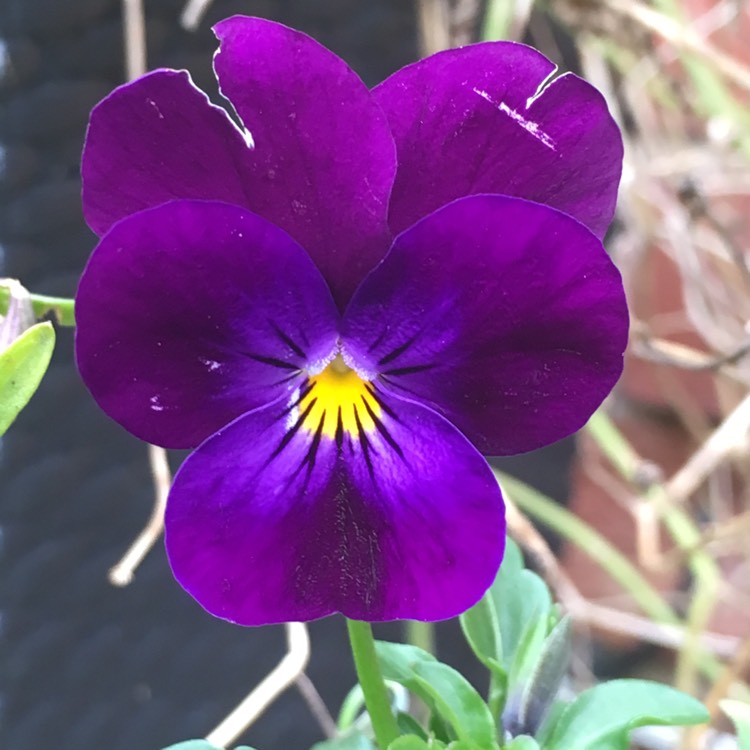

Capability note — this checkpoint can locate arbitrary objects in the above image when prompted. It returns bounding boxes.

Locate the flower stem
[405,620,435,654]
[345,619,400,749]
[0,284,75,327]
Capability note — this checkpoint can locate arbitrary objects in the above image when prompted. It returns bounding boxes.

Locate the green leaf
[506,610,548,694]
[313,732,375,750]
[459,589,504,673]
[505,618,572,737]
[376,642,498,750]
[486,537,526,668]
[496,569,552,672]
[534,699,565,747]
[338,685,368,731]
[505,737,540,750]
[337,680,408,736]
[461,538,554,676]
[388,736,431,750]
[411,661,498,749]
[546,679,710,750]
[428,710,453,744]
[459,569,508,721]
[0,321,55,435]
[388,737,464,750]
[375,642,437,693]
[396,712,428,740]
[721,700,750,750]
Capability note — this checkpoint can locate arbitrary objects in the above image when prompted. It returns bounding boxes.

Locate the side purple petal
[75,200,339,450]
[82,69,255,236]
[212,16,397,308]
[374,41,623,239]
[165,387,505,625]
[343,195,629,456]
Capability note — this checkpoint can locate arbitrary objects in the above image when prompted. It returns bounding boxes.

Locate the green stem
[487,677,505,723]
[346,619,400,749]
[481,0,515,40]
[405,620,435,655]
[0,285,75,327]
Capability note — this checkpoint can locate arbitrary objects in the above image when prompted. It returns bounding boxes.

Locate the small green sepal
[0,320,55,435]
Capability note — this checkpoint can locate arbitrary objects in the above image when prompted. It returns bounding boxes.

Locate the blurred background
[2,0,750,748]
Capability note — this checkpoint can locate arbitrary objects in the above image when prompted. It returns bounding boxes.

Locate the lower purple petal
[76,200,339,449]
[165,383,505,625]
[343,195,629,455]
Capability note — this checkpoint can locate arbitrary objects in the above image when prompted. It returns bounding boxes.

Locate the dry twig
[416,0,452,56]
[122,0,147,79]
[109,444,171,586]
[181,0,215,31]
[295,672,338,740]
[603,0,750,92]
[206,623,311,748]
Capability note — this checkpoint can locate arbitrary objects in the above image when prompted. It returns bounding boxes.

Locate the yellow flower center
[300,354,380,438]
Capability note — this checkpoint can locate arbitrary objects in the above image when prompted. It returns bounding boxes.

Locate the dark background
[0,2,574,748]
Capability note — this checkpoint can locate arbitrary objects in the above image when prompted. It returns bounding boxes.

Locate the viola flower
[75,16,628,625]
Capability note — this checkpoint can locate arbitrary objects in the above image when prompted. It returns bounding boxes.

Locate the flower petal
[82,69,256,236]
[212,16,397,308]
[343,195,628,455]
[75,200,338,450]
[165,387,505,625]
[374,42,623,238]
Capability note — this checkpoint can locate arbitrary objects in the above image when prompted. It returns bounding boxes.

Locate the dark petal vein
[360,396,406,461]
[354,407,377,480]
[270,397,317,460]
[383,362,437,377]
[270,320,307,359]
[244,352,300,370]
[377,332,421,366]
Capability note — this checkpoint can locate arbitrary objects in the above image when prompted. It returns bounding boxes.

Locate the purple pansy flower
[75,16,628,625]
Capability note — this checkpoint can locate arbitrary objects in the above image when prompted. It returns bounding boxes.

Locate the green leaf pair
[376,641,498,750]
[0,280,78,436]
[460,539,561,739]
[458,539,709,749]
[159,539,711,750]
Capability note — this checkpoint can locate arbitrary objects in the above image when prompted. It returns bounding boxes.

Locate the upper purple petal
[82,69,255,236]
[75,200,338,450]
[165,385,505,625]
[212,16,397,308]
[343,195,629,455]
[81,17,397,309]
[374,41,623,238]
